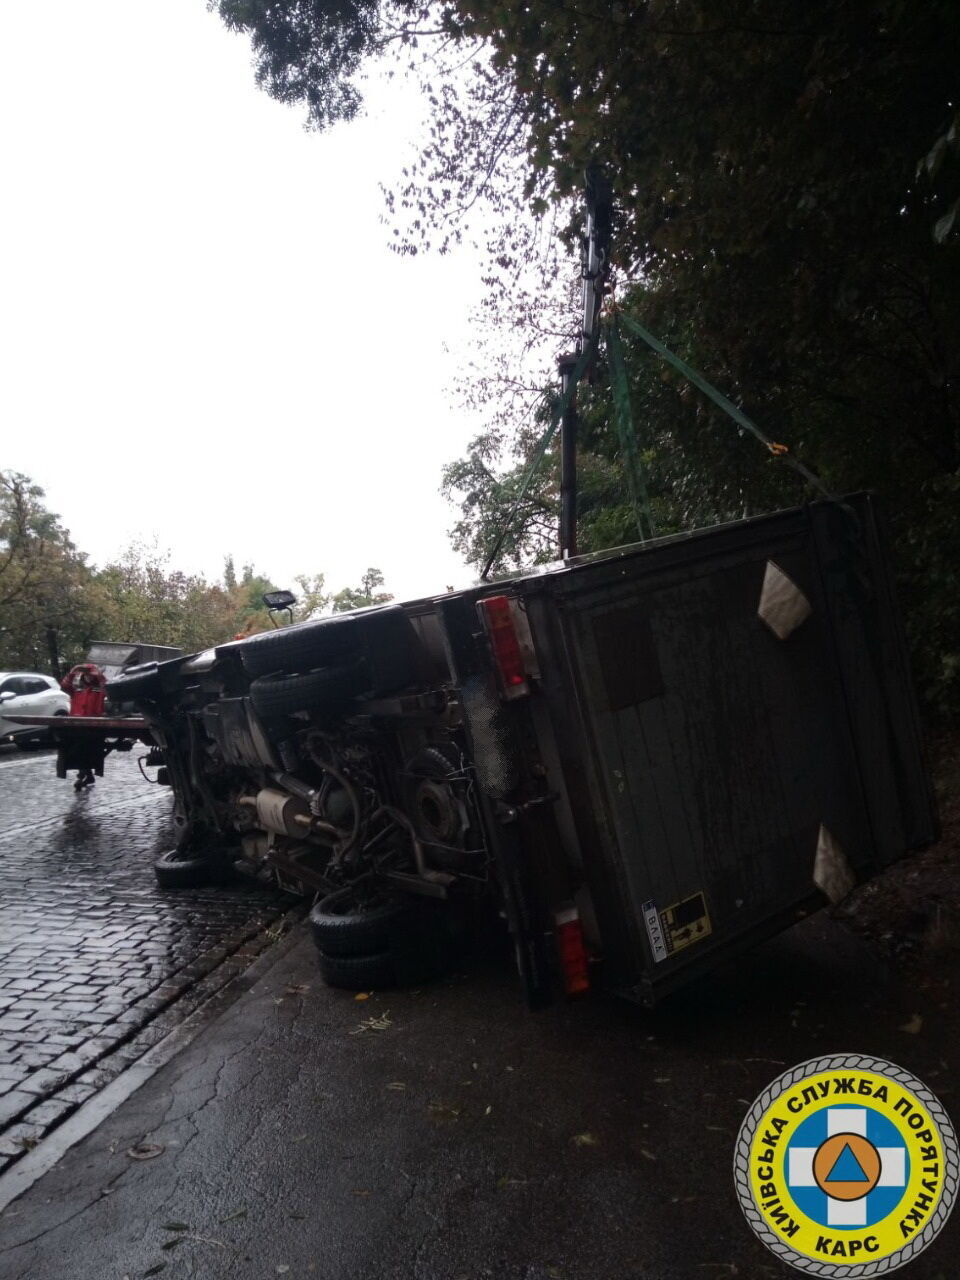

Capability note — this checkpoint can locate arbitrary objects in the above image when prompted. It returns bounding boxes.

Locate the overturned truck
[26,494,936,1008]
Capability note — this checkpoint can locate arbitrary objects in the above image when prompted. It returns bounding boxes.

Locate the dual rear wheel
[309,887,452,990]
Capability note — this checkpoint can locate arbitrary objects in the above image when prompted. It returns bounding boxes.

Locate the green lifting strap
[480,343,594,581]
[605,315,657,542]
[615,311,832,498]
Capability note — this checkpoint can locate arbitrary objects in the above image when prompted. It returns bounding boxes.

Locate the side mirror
[262,590,297,612]
[262,588,297,630]
[0,691,16,704]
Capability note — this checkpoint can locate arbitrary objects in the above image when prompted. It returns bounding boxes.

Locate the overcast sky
[0,0,509,603]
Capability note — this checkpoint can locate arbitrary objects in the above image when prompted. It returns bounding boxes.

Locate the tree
[215,0,960,712]
[0,469,404,665]
[213,1,960,508]
[210,0,437,128]
[331,567,393,612]
[293,571,330,620]
[0,471,102,674]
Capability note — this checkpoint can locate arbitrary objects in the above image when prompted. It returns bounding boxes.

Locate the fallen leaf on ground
[127,1144,164,1161]
[428,1100,461,1119]
[160,1223,190,1232]
[496,1176,528,1189]
[354,992,370,1001]
[351,1012,393,1034]
[160,1240,183,1252]
[277,1267,290,1275]
[640,1149,657,1161]
[386,1082,406,1091]
[143,1266,166,1277]
[219,1209,247,1224]
[484,1105,492,1116]
[899,1013,923,1034]
[571,1132,599,1147]
[352,1189,372,1197]
[285,984,310,996]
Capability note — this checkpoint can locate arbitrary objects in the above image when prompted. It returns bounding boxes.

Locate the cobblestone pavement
[0,744,295,1171]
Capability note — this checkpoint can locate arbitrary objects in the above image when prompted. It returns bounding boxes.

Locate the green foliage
[0,471,98,672]
[293,571,330,620]
[216,1,960,716]
[210,0,385,128]
[0,469,392,673]
[331,567,393,612]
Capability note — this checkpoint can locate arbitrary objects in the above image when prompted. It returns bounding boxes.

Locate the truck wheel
[315,949,399,991]
[309,888,411,957]
[249,664,368,718]
[236,614,359,678]
[236,605,418,684]
[154,848,230,889]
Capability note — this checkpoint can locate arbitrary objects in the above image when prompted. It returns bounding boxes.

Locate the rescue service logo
[734,1055,958,1275]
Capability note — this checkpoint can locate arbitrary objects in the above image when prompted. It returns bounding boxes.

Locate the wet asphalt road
[0,743,292,1165]
[0,895,957,1278]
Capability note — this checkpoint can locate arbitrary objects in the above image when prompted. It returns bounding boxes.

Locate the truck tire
[249,665,367,718]
[315,949,399,991]
[154,848,234,889]
[236,605,419,685]
[237,614,362,678]
[309,888,411,957]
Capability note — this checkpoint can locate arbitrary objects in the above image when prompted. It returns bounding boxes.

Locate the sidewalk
[0,913,956,1280]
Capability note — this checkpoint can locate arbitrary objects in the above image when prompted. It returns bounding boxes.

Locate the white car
[0,672,70,749]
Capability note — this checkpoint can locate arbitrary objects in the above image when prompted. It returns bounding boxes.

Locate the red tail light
[478,595,529,698]
[554,907,590,996]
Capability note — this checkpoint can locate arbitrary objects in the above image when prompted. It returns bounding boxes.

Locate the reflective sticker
[757,560,812,640]
[813,824,856,904]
